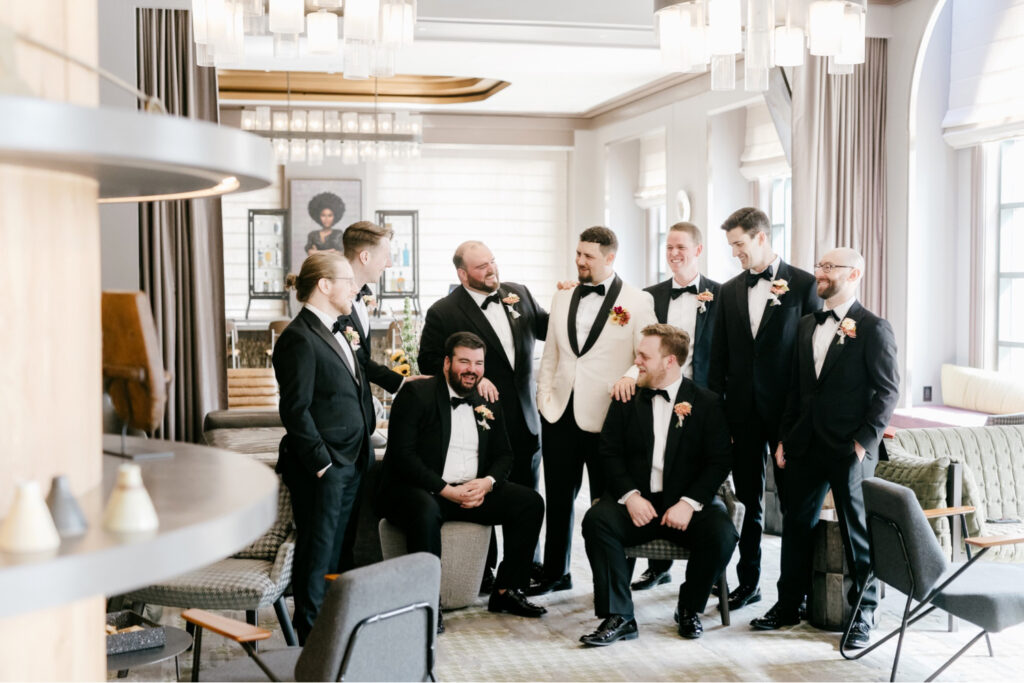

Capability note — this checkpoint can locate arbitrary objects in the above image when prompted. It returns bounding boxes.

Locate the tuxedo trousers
[730,409,783,587]
[582,494,738,619]
[381,482,544,590]
[540,393,604,580]
[282,461,362,644]
[777,439,877,613]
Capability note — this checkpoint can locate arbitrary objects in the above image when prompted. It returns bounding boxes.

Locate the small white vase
[103,464,159,533]
[0,481,62,553]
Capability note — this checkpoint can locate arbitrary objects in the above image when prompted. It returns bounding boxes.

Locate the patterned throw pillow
[234,483,293,561]
[876,453,953,552]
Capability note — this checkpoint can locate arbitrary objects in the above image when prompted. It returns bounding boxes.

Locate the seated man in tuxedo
[580,324,736,645]
[376,331,548,628]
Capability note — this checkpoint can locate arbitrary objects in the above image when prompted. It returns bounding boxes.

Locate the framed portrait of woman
[288,179,362,275]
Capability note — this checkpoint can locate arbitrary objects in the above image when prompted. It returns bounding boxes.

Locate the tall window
[769,176,792,262]
[997,137,1024,375]
[650,204,668,282]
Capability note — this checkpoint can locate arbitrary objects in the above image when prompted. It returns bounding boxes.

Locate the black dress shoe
[798,597,809,621]
[530,562,545,582]
[750,603,800,630]
[579,616,639,647]
[842,614,872,649]
[631,568,672,591]
[488,589,548,618]
[436,610,445,635]
[728,584,762,610]
[676,608,703,639]
[526,572,572,596]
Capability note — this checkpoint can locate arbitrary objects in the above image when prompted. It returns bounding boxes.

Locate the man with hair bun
[272,251,372,644]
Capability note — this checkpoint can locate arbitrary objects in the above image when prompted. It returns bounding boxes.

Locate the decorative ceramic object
[103,464,159,533]
[0,481,62,553]
[46,475,89,538]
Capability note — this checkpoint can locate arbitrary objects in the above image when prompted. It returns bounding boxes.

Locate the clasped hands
[441,477,493,509]
[624,493,694,531]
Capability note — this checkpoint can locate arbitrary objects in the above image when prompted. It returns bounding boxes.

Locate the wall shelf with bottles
[247,209,291,319]
[376,209,420,314]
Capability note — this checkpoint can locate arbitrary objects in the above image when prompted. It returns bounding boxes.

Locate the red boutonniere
[696,290,714,314]
[837,318,857,344]
[474,405,495,430]
[768,279,789,306]
[501,293,522,319]
[343,326,360,350]
[673,402,692,428]
[608,306,631,326]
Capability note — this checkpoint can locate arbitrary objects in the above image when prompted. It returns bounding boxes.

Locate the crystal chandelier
[654,0,867,91]
[189,0,417,79]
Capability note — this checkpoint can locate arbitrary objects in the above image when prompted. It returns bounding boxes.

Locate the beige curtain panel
[137,8,227,442]
[791,38,888,316]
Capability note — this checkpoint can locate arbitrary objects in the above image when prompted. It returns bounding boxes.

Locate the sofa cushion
[941,364,1024,415]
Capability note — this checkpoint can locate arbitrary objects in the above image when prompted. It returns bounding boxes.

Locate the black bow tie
[450,395,472,409]
[746,269,773,288]
[481,293,501,310]
[670,285,698,299]
[814,309,840,325]
[331,319,347,335]
[579,284,606,298]
[640,387,670,402]
[358,284,373,299]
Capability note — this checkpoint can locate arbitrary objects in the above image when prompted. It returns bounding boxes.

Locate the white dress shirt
[747,255,781,337]
[619,375,703,512]
[465,286,515,369]
[666,272,701,380]
[351,295,370,337]
[813,296,856,378]
[575,273,617,345]
[304,303,356,379]
[441,384,482,485]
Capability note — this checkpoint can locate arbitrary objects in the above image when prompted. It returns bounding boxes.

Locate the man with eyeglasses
[708,207,821,614]
[273,252,373,643]
[751,248,899,651]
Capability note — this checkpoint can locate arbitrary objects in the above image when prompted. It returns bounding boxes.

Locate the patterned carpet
[109,482,1024,682]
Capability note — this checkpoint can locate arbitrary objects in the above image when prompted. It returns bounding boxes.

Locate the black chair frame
[839,512,994,682]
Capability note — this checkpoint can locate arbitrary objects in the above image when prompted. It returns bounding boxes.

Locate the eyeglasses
[813,263,854,274]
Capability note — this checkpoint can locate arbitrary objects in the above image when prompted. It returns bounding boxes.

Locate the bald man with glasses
[751,248,899,652]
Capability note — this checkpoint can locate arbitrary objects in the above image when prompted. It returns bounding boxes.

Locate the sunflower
[390,349,407,363]
[392,363,411,377]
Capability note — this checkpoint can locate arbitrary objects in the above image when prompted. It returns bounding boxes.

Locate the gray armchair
[843,478,1024,680]
[189,553,441,682]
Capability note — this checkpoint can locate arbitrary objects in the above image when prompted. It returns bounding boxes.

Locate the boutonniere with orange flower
[673,402,692,428]
[501,292,522,319]
[836,318,857,344]
[696,290,714,314]
[343,326,360,351]
[362,294,377,311]
[474,404,495,430]
[608,306,631,326]
[768,279,789,306]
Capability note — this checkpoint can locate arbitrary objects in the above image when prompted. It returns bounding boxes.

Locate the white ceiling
[219,0,674,116]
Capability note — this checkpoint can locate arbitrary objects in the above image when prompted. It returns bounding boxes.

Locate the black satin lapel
[653,283,670,324]
[499,287,523,367]
[663,381,694,477]
[636,396,655,472]
[469,394,490,468]
[567,285,583,357]
[580,276,623,356]
[818,303,862,383]
[735,278,753,340]
[799,317,817,386]
[306,313,359,384]
[693,276,709,346]
[436,379,453,468]
[755,262,789,339]
[455,288,510,371]
[755,298,776,339]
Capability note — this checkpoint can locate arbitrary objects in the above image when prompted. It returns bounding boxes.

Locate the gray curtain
[791,38,888,316]
[137,8,226,442]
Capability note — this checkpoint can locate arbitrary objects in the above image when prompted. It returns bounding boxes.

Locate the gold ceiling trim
[217,71,510,105]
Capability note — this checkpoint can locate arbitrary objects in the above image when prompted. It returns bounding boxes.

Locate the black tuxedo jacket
[335,309,403,394]
[378,376,515,496]
[272,307,374,476]
[708,261,821,430]
[601,378,733,508]
[781,301,900,459]
[418,283,548,437]
[645,275,721,389]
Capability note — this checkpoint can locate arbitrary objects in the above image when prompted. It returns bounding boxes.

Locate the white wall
[605,138,646,286]
[708,106,754,282]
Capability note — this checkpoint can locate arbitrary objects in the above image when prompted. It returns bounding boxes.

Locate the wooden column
[0,1,105,679]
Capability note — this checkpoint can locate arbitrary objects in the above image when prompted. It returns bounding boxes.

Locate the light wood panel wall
[0,1,105,680]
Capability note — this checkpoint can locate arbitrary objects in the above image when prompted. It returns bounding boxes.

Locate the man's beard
[466,272,499,293]
[577,268,593,283]
[817,280,840,299]
[446,366,480,396]
[636,367,665,389]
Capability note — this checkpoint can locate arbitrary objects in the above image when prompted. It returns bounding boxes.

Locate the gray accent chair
[379,519,491,610]
[842,478,1024,681]
[623,481,745,626]
[192,553,441,682]
[124,481,297,677]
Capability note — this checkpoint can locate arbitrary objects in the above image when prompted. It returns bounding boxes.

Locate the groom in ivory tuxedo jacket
[531,226,658,595]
